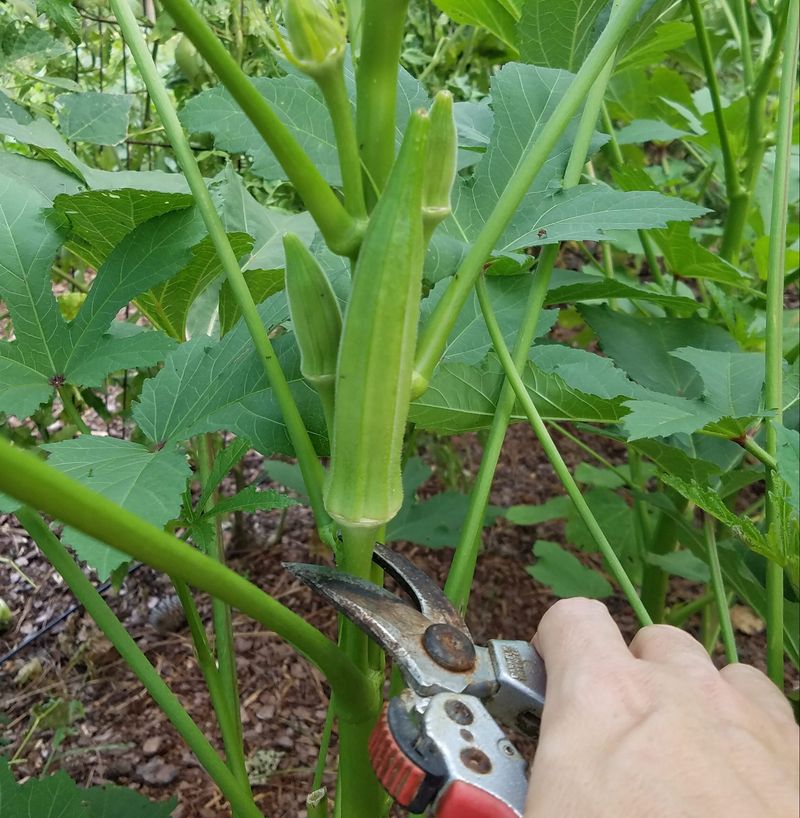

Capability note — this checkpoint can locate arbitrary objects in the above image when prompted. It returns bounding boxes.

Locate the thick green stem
[0,438,371,719]
[704,515,738,664]
[316,66,367,220]
[157,0,360,256]
[721,0,791,262]
[763,0,797,686]
[639,493,688,623]
[356,0,410,207]
[687,0,742,204]
[15,508,264,818]
[413,0,649,385]
[196,436,249,802]
[742,434,778,470]
[475,277,652,626]
[109,0,332,537]
[335,524,383,817]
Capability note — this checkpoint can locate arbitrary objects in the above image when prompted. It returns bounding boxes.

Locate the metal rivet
[444,698,474,725]
[422,623,476,672]
[460,747,492,774]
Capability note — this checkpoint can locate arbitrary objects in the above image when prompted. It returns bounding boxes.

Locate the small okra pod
[324,110,430,528]
[283,233,342,431]
[422,90,457,242]
[279,0,346,79]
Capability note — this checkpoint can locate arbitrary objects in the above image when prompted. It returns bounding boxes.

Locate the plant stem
[687,0,742,206]
[57,386,90,435]
[734,0,755,88]
[666,591,715,627]
[548,422,632,486]
[196,435,250,804]
[741,434,778,470]
[721,0,791,262]
[355,0,410,207]
[0,438,371,719]
[444,251,556,612]
[639,492,688,623]
[763,0,798,686]
[15,508,264,818]
[413,0,649,385]
[335,524,383,817]
[444,40,622,612]
[109,0,332,537]
[157,0,360,256]
[308,695,336,818]
[172,577,251,806]
[475,276,652,626]
[315,67,367,219]
[704,515,738,664]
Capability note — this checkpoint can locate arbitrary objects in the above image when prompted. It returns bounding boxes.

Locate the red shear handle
[436,780,520,818]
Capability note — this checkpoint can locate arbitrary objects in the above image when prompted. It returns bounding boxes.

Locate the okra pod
[324,110,430,527]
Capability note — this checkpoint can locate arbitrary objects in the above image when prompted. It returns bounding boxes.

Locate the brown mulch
[0,423,793,817]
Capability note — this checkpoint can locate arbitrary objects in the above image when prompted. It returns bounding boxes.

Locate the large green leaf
[409,353,629,434]
[0,116,86,181]
[0,90,32,123]
[440,64,703,261]
[580,305,738,396]
[527,540,613,598]
[433,0,519,50]
[56,92,133,146]
[219,268,284,335]
[0,178,200,416]
[516,0,607,70]
[652,223,748,287]
[54,187,195,267]
[42,437,191,578]
[0,758,176,817]
[0,21,71,68]
[615,20,695,74]
[132,299,328,456]
[37,0,82,44]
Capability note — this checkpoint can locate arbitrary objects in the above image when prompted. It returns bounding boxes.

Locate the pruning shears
[285,545,547,817]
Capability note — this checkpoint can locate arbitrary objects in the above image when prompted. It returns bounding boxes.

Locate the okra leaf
[564,488,638,557]
[646,550,710,583]
[133,301,328,457]
[527,540,613,599]
[409,353,629,434]
[0,116,87,181]
[0,89,32,123]
[0,176,203,417]
[660,473,792,576]
[219,268,284,336]
[614,118,691,145]
[36,0,82,44]
[621,395,722,440]
[55,92,133,146]
[516,0,607,70]
[422,273,558,364]
[197,437,252,511]
[505,495,573,525]
[615,20,695,74]
[205,485,297,517]
[0,757,176,817]
[543,268,700,315]
[628,437,722,484]
[42,437,191,579]
[670,348,765,420]
[54,187,194,268]
[775,423,800,514]
[137,232,254,340]
[432,1,519,52]
[579,305,738,397]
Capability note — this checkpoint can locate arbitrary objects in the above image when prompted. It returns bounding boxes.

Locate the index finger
[533,598,631,690]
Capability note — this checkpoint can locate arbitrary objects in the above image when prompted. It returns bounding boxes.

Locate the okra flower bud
[281,0,346,78]
[325,110,430,528]
[422,90,457,240]
[283,233,341,432]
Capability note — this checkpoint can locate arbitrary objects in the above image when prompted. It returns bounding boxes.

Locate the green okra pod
[283,233,342,433]
[422,90,457,242]
[324,110,430,527]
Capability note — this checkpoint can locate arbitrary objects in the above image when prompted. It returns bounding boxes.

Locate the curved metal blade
[283,556,494,696]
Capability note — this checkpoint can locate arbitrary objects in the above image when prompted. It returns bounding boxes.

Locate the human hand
[525,599,799,818]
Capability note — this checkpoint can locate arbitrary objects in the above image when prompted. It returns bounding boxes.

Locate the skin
[525,598,799,818]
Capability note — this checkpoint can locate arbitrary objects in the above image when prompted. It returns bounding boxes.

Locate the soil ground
[0,423,793,817]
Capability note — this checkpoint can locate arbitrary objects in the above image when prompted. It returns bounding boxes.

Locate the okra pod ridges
[422,90,457,236]
[325,110,430,527]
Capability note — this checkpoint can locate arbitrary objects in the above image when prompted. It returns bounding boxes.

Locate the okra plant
[0,0,798,815]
